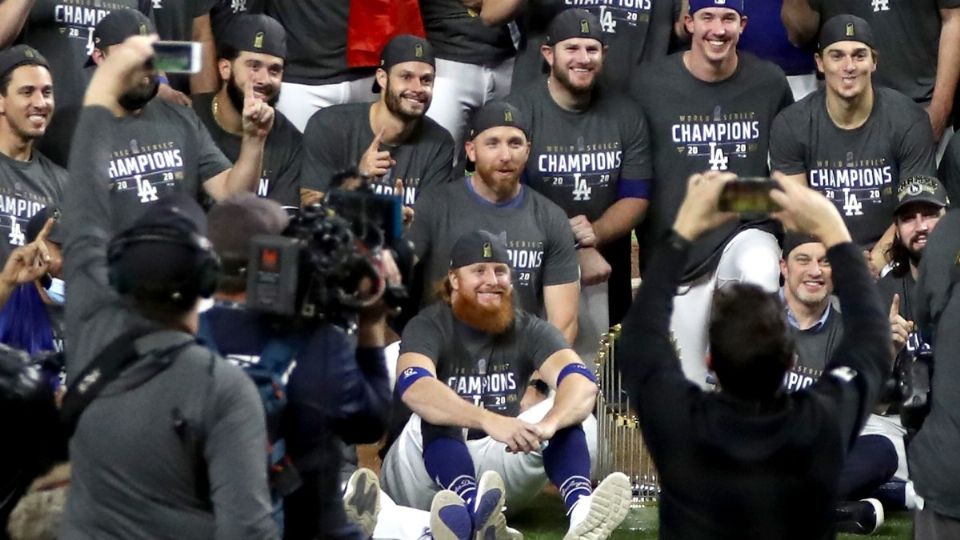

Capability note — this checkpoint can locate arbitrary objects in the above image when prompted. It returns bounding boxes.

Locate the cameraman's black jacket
[618,237,890,540]
[203,304,391,540]
[911,209,960,520]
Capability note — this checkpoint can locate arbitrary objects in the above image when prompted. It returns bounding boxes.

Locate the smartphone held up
[718,177,781,216]
[152,41,202,74]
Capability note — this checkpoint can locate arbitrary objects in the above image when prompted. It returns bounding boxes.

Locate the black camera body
[883,332,934,431]
[245,189,410,327]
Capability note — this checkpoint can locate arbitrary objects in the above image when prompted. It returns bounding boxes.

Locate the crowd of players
[1,0,960,538]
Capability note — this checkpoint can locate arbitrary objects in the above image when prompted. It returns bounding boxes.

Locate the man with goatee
[380,229,630,540]
[300,35,455,207]
[192,14,301,209]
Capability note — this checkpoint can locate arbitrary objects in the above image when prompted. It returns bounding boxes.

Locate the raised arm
[0,0,35,48]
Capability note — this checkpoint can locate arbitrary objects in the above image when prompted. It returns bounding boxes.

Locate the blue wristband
[396,366,434,397]
[157,75,169,85]
[556,363,597,386]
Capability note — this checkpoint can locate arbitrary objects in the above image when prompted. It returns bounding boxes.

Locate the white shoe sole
[563,472,632,540]
[475,470,507,540]
[431,490,473,540]
[343,468,381,537]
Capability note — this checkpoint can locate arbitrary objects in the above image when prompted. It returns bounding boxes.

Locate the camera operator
[202,192,397,540]
[618,171,891,539]
[910,207,960,537]
[59,36,277,539]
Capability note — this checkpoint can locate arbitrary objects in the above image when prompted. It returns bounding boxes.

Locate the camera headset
[107,225,221,310]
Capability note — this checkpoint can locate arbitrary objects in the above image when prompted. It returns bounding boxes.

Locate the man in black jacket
[618,171,891,539]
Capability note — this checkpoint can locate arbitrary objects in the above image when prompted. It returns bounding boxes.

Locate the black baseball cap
[25,206,63,245]
[688,0,745,16]
[468,101,529,140]
[372,34,435,92]
[818,15,875,52]
[84,9,154,67]
[545,9,605,46]
[450,230,511,269]
[895,175,950,214]
[0,45,50,81]
[781,233,820,259]
[218,14,287,60]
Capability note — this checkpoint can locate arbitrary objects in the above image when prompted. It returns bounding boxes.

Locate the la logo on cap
[845,23,855,37]
[415,43,424,58]
[254,31,264,49]
[482,242,493,258]
[580,19,590,33]
[716,0,726,4]
[504,110,513,122]
[24,49,35,58]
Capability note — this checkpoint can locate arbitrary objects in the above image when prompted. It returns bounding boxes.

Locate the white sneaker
[343,467,381,537]
[474,470,507,540]
[563,472,631,540]
[430,490,473,540]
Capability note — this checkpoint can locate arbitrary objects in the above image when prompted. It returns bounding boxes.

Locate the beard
[383,79,428,122]
[227,73,280,112]
[551,61,598,97]
[118,77,160,112]
[451,287,515,335]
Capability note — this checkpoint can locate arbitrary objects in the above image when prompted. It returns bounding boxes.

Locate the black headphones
[107,225,221,308]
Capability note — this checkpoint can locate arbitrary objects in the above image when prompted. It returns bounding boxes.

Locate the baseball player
[381,229,631,540]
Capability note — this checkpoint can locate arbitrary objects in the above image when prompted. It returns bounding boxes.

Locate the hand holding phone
[717,177,781,215]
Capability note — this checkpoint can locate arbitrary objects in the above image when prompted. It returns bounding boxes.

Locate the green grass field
[508,493,913,539]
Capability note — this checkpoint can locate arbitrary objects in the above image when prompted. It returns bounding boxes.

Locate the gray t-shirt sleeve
[523,314,571,371]
[938,135,960,204]
[206,362,279,540]
[897,111,937,180]
[620,102,654,184]
[299,111,340,193]
[540,200,579,286]
[409,185,442,261]
[191,108,232,183]
[769,109,807,175]
[420,133,456,191]
[398,311,444,363]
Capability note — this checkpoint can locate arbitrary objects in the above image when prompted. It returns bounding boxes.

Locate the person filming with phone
[55,9,273,230]
[617,171,892,539]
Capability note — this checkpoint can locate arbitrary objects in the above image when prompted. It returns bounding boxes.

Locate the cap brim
[896,196,947,213]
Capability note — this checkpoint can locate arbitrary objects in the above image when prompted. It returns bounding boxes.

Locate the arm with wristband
[531,349,598,441]
[396,352,544,454]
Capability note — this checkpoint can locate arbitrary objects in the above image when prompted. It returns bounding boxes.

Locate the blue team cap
[689,0,745,16]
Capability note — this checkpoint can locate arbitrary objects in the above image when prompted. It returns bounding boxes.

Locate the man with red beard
[0,45,68,258]
[192,14,301,209]
[380,229,630,540]
[300,35,455,207]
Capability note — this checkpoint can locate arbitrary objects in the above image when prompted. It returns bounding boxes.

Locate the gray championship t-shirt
[809,0,960,103]
[18,1,152,111]
[420,0,516,64]
[510,81,652,222]
[265,0,371,84]
[770,86,936,246]
[409,178,579,315]
[400,302,568,437]
[300,102,455,203]
[0,150,68,251]
[783,303,843,392]
[210,0,264,38]
[99,98,231,229]
[629,51,794,278]
[192,93,301,208]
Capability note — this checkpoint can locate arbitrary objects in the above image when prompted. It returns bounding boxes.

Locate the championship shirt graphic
[369,175,421,207]
[564,0,652,33]
[671,106,761,171]
[784,362,822,392]
[0,189,48,247]
[52,1,129,55]
[808,153,893,218]
[506,238,544,289]
[536,138,622,203]
[107,139,185,204]
[446,359,519,412]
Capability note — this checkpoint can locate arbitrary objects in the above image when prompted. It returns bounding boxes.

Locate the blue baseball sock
[424,437,477,510]
[543,425,592,512]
